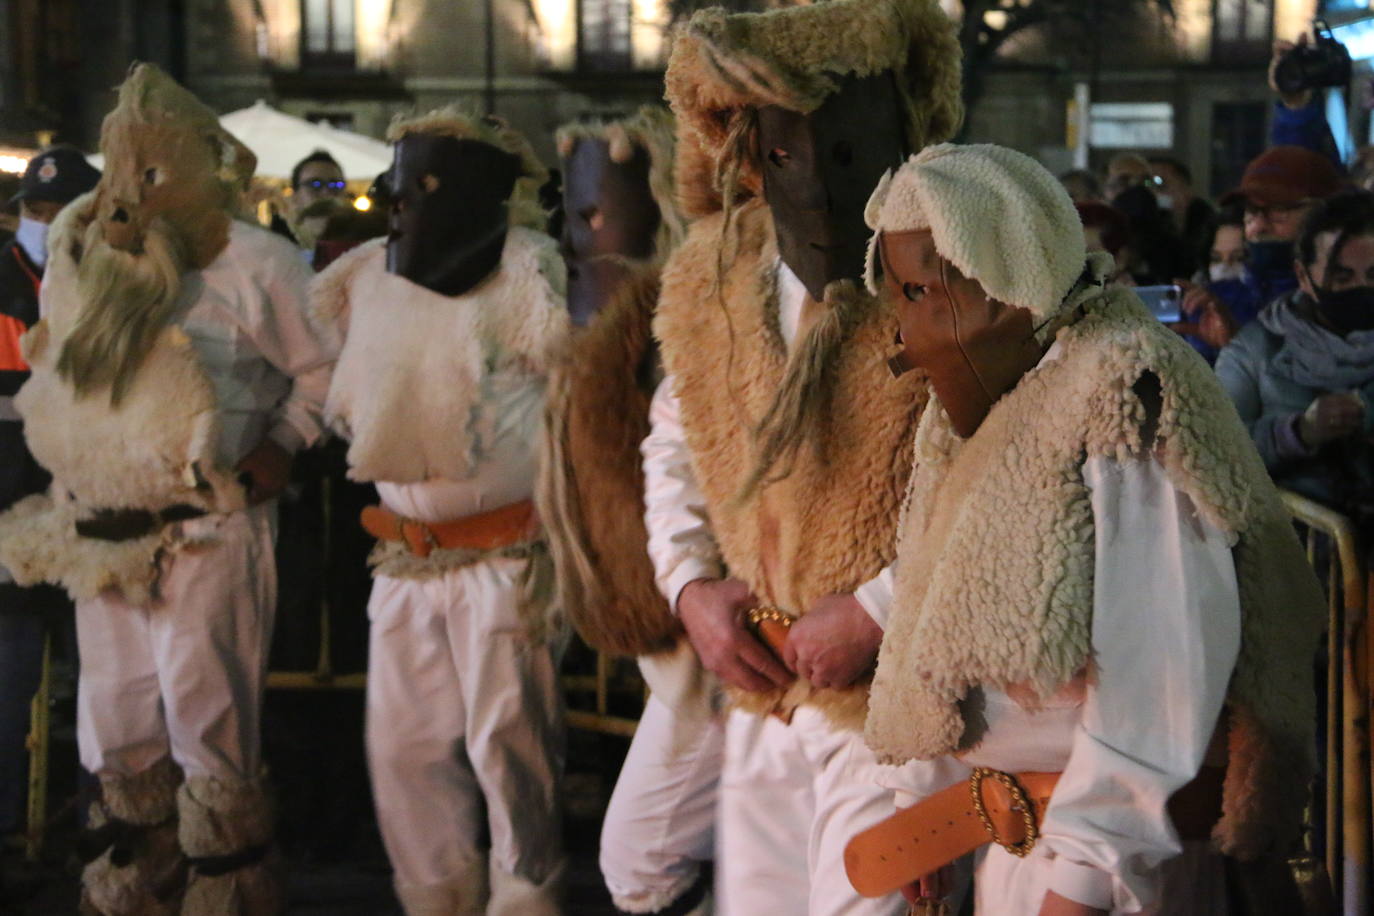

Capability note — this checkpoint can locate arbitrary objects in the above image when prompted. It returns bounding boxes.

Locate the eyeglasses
[1244,201,1310,221]
[302,179,346,191]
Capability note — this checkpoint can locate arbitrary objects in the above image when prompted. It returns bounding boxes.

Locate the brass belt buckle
[969,767,1039,857]
[745,605,793,631]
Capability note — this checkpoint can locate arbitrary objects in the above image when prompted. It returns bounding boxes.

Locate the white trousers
[76,504,276,780]
[715,705,907,916]
[600,691,724,913]
[365,557,565,902]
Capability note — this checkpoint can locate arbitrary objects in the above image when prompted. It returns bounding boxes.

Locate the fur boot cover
[654,201,929,728]
[176,771,283,916]
[0,192,243,603]
[394,856,489,916]
[488,860,564,916]
[81,758,186,916]
[538,265,678,656]
[311,231,567,485]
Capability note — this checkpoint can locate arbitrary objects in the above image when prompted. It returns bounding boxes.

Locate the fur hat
[387,106,549,231]
[864,143,1091,323]
[664,0,962,210]
[555,106,686,258]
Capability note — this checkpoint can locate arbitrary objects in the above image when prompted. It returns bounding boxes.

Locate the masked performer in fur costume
[0,64,337,915]
[312,109,567,916]
[538,108,717,916]
[842,145,1324,915]
[643,0,961,911]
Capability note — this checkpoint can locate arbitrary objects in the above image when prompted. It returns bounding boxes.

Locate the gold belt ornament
[969,767,1039,857]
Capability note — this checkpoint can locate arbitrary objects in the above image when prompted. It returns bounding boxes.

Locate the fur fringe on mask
[537,264,678,656]
[555,107,687,261]
[388,106,549,233]
[311,231,568,484]
[654,199,928,726]
[665,0,962,212]
[866,286,1325,859]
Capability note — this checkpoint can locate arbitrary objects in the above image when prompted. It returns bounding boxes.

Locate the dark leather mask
[560,136,661,326]
[385,132,523,297]
[882,229,1046,438]
[757,70,908,301]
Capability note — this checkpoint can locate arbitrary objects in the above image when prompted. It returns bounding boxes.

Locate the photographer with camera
[1269,23,1349,167]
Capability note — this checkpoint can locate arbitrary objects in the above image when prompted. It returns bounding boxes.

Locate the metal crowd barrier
[22,633,50,861]
[1280,489,1371,915]
[560,641,643,738]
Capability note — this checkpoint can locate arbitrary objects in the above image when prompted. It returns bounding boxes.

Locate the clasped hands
[676,577,882,692]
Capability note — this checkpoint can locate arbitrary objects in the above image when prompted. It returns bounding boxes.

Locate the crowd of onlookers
[1060,38,1374,546]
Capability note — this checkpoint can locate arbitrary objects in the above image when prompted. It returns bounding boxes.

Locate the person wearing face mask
[644,0,962,911]
[537,109,718,916]
[1172,145,1345,362]
[847,143,1322,916]
[1147,156,1214,278]
[1200,207,1245,285]
[312,108,567,916]
[1217,190,1374,535]
[0,144,97,888]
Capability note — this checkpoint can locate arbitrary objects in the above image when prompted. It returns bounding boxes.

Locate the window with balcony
[578,0,633,71]
[1213,0,1273,60]
[302,0,357,69]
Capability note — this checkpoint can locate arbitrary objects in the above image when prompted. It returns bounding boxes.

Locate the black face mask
[560,137,661,326]
[1247,239,1295,282]
[1316,286,1374,336]
[386,133,523,297]
[757,70,908,302]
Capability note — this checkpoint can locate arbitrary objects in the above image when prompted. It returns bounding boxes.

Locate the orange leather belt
[360,500,539,558]
[845,765,1224,898]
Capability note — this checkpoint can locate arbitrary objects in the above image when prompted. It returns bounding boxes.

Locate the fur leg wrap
[81,758,187,916]
[394,857,489,916]
[176,771,284,916]
[488,859,565,916]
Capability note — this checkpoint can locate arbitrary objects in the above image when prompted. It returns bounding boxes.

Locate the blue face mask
[1246,239,1294,281]
[15,217,48,268]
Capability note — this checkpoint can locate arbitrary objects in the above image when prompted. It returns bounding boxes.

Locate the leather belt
[74,504,207,542]
[845,764,1225,897]
[360,499,540,558]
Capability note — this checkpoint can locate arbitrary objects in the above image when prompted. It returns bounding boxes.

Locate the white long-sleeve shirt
[641,272,1242,911]
[40,220,337,465]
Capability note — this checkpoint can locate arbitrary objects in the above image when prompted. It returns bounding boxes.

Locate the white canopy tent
[88,100,392,182]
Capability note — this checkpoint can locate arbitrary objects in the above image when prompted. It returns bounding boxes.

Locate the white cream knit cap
[864,143,1090,322]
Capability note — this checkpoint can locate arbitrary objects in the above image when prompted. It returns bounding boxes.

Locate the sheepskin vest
[538,264,679,657]
[655,199,928,725]
[866,287,1325,859]
[313,228,567,485]
[0,196,244,603]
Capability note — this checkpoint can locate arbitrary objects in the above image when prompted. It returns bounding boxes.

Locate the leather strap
[188,843,269,877]
[360,499,540,558]
[75,504,207,542]
[846,765,1225,898]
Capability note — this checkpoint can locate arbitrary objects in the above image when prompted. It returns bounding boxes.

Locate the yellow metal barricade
[23,633,51,861]
[1280,489,1371,914]
[560,639,643,738]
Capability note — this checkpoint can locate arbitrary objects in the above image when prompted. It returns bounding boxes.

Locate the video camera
[1273,19,1352,95]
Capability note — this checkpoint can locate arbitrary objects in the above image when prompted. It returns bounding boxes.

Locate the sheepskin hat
[864,143,1090,323]
[555,106,687,257]
[387,106,548,231]
[664,0,962,205]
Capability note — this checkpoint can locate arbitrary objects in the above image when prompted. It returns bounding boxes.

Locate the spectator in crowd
[271,149,347,245]
[1269,34,1342,168]
[1059,168,1103,203]
[1103,152,1152,199]
[1076,200,1134,284]
[0,146,97,896]
[1150,154,1215,277]
[1216,189,1374,533]
[1200,205,1246,284]
[1111,181,1187,284]
[1175,145,1345,361]
[1351,146,1374,192]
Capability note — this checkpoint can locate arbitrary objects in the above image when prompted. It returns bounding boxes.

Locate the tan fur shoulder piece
[389,106,548,232]
[538,265,677,656]
[867,285,1324,858]
[655,199,928,726]
[665,0,962,208]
